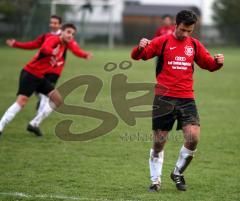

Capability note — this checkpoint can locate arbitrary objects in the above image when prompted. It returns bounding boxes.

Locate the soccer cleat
[148,183,161,192]
[170,172,186,191]
[27,124,43,137]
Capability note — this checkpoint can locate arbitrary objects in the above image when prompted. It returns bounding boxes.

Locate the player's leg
[28,89,61,127]
[47,89,62,108]
[174,125,200,173]
[35,93,48,111]
[27,78,62,136]
[29,74,59,129]
[183,124,200,150]
[171,99,200,191]
[149,95,175,191]
[0,95,29,134]
[29,94,51,129]
[37,74,59,112]
[149,129,169,191]
[0,70,36,135]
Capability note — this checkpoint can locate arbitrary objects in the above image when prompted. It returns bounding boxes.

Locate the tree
[213,0,240,45]
[0,0,72,42]
[0,0,35,39]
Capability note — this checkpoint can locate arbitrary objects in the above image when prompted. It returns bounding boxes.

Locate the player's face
[62,28,76,43]
[175,23,195,40]
[49,18,61,32]
[163,17,172,26]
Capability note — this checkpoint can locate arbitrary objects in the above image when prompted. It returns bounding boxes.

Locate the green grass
[0,46,239,201]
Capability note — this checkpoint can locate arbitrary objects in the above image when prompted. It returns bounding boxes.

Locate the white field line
[0,192,139,201]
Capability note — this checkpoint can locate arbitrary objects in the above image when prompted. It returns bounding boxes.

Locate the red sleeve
[131,37,164,60]
[154,27,162,38]
[67,40,88,58]
[194,39,223,72]
[39,36,59,55]
[13,34,45,49]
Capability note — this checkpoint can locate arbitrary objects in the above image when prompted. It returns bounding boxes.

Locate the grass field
[0,46,239,201]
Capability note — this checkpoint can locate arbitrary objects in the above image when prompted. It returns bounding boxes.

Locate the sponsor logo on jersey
[175,56,186,61]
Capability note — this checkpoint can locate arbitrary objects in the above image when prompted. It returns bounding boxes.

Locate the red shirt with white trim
[131,34,223,98]
[23,35,89,78]
[154,25,175,38]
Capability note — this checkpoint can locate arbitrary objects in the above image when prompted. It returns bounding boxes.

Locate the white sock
[37,94,48,115]
[29,97,53,127]
[149,148,164,184]
[174,146,196,175]
[0,102,22,132]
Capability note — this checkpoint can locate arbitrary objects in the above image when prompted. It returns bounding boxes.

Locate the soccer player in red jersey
[5,15,62,136]
[154,15,175,38]
[26,23,92,136]
[0,23,91,136]
[131,10,224,191]
[6,15,62,49]
[154,15,175,86]
[6,17,92,136]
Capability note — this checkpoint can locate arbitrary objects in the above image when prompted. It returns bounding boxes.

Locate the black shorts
[152,95,200,131]
[17,70,54,97]
[44,73,59,87]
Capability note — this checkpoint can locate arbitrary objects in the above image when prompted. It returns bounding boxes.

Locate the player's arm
[194,39,224,72]
[67,40,92,59]
[40,37,60,56]
[131,37,162,60]
[6,34,45,50]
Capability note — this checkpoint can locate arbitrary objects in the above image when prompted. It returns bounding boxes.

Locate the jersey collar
[51,29,62,36]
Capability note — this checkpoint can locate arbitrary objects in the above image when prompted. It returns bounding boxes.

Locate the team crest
[184,46,194,57]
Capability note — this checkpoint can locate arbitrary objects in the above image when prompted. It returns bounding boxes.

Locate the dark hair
[50,15,62,24]
[162,14,172,19]
[176,10,197,26]
[61,23,77,32]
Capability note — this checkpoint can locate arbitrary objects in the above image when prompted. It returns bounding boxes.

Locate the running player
[0,23,91,137]
[6,17,92,136]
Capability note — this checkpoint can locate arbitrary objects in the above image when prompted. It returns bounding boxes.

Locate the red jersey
[23,35,89,78]
[154,25,175,38]
[131,34,223,98]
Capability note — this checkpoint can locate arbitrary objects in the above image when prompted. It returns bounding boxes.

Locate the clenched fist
[6,39,16,47]
[214,54,224,65]
[85,52,93,60]
[138,38,151,51]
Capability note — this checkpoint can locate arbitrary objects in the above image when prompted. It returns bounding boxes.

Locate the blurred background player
[154,15,175,75]
[6,15,62,49]
[6,17,92,137]
[131,10,224,192]
[154,15,175,38]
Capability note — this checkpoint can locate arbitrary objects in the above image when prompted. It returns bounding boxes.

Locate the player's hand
[6,39,16,47]
[53,45,60,55]
[85,52,93,60]
[138,38,151,51]
[214,54,224,65]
